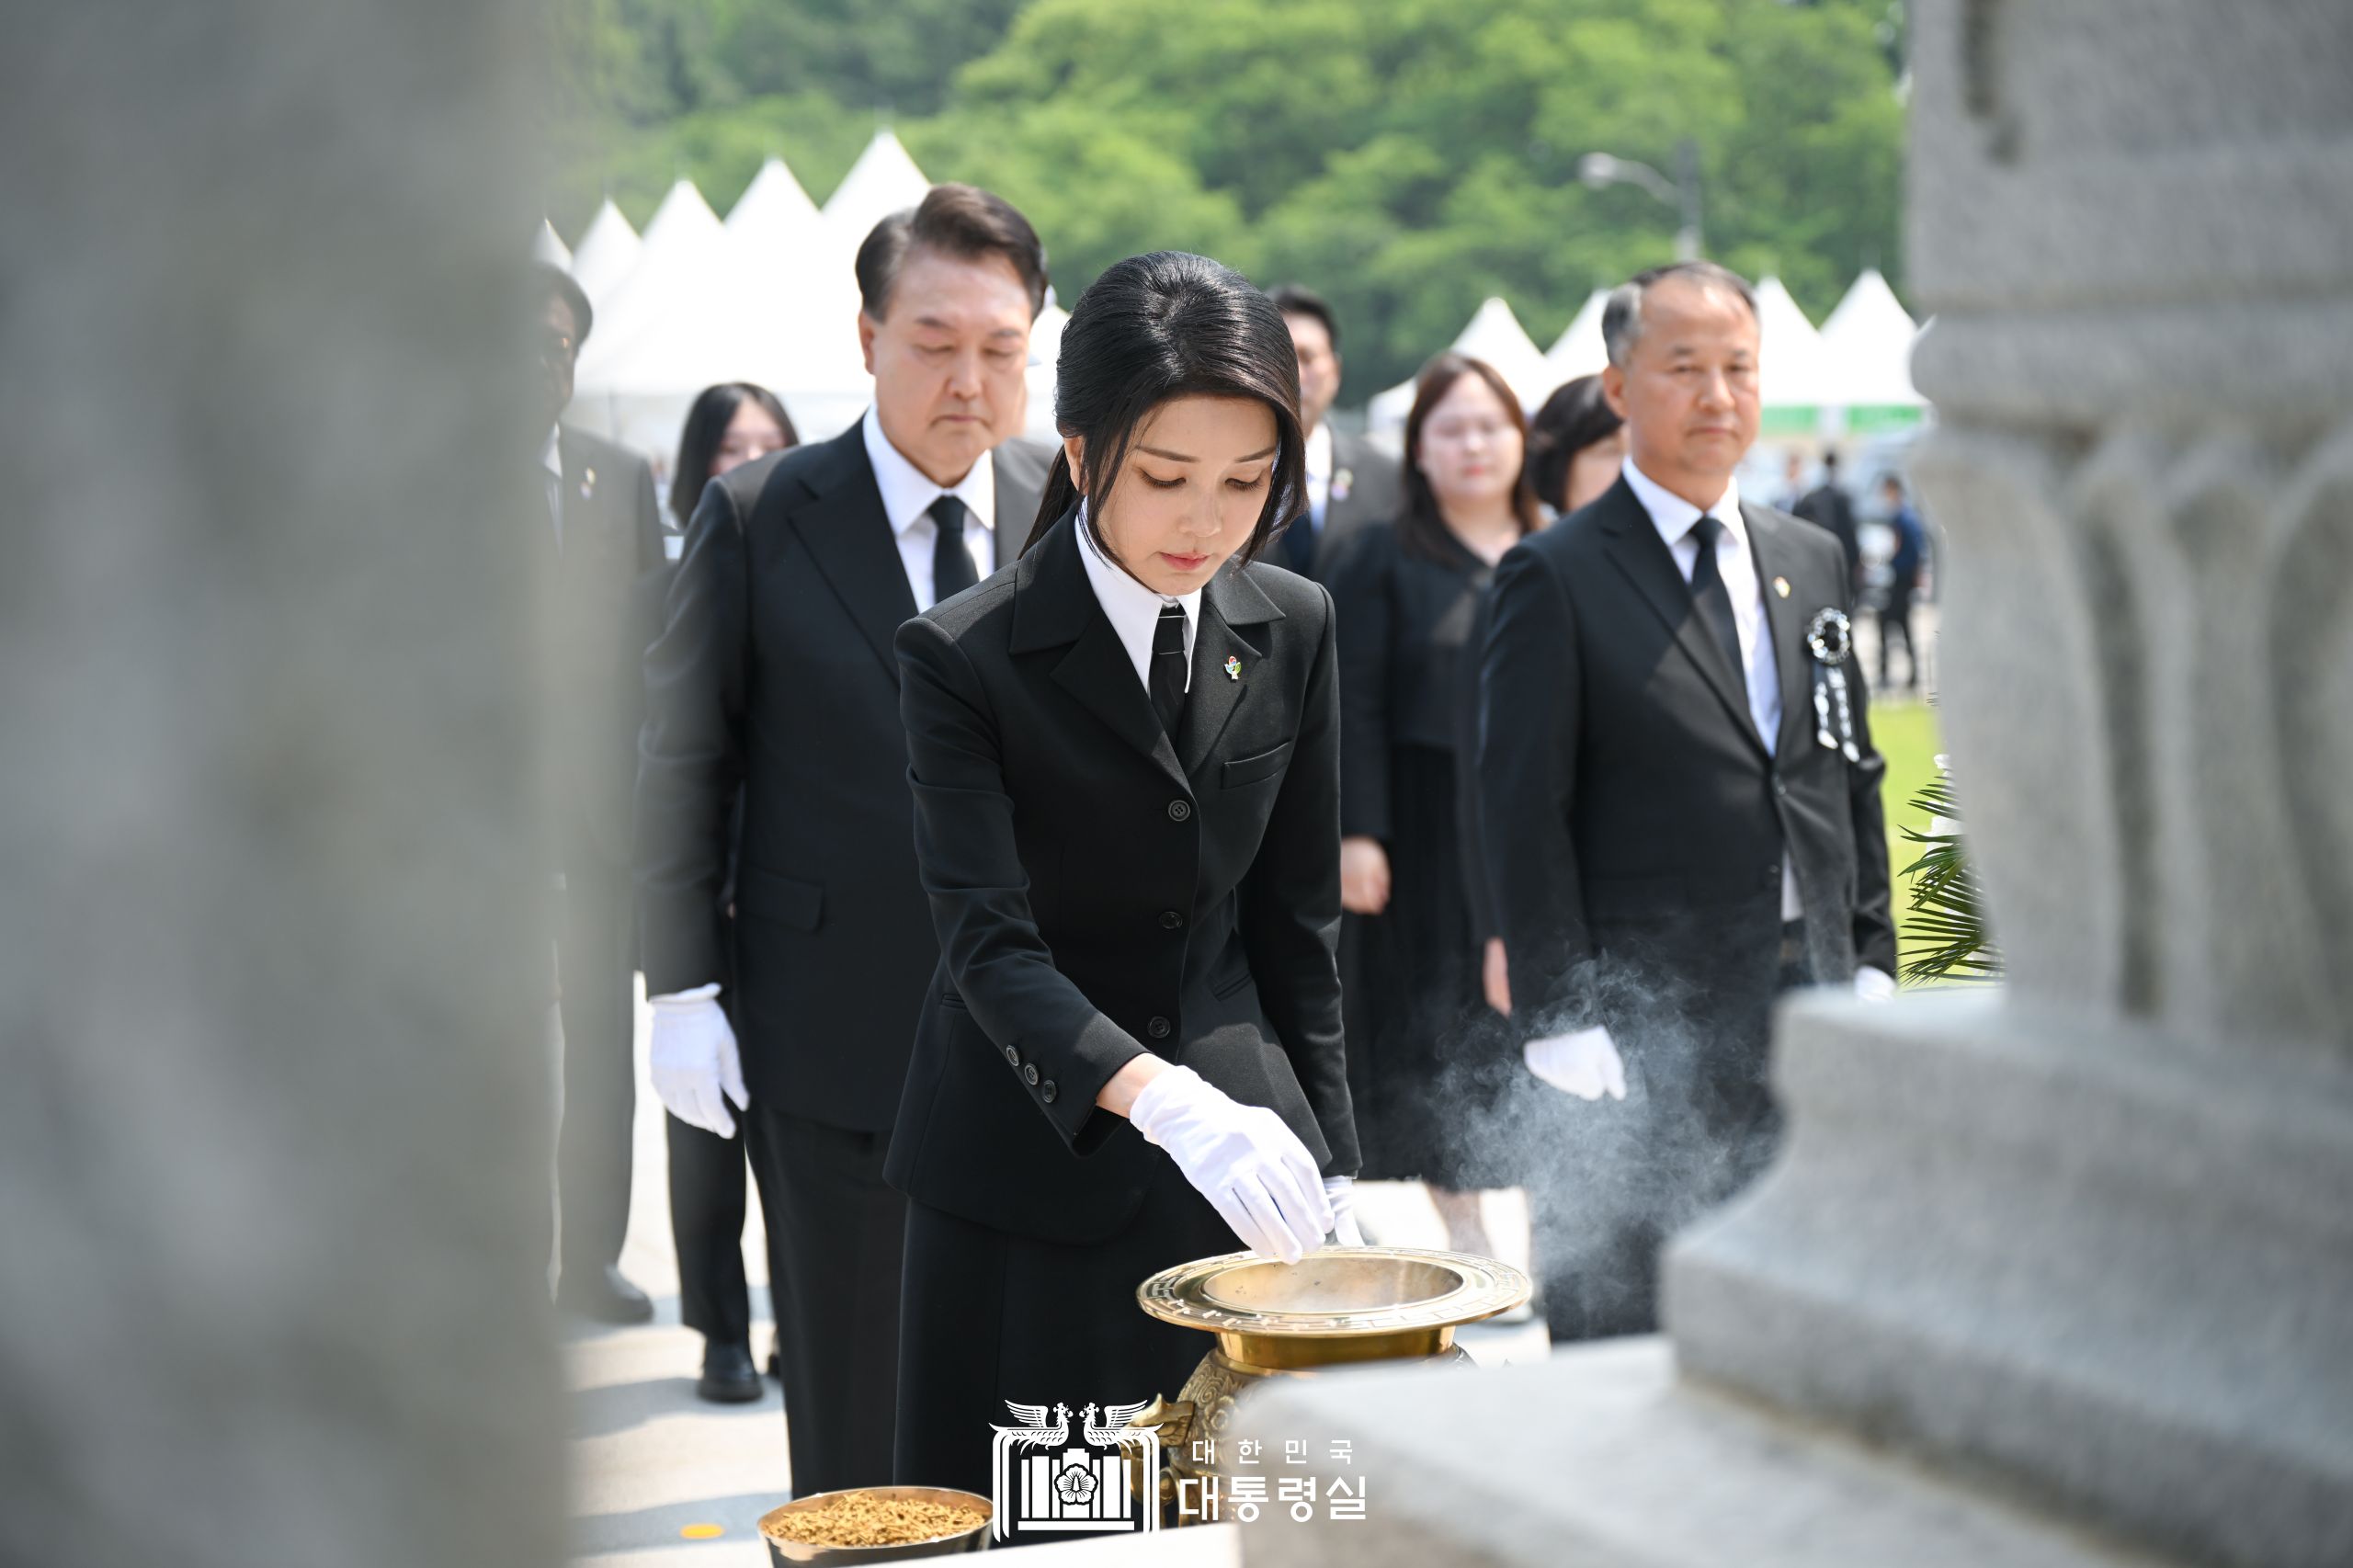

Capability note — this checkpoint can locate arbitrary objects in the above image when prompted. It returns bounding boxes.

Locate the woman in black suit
[1327,354,1540,1261]
[888,252,1362,1504]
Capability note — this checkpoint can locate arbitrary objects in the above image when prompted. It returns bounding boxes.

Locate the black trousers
[744,1101,905,1497]
[1879,585,1918,689]
[556,856,635,1278]
[1529,930,1813,1345]
[667,1112,788,1348]
[894,1153,1233,1504]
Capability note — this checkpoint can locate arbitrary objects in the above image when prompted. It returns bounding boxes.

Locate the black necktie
[1687,515,1745,677]
[929,494,979,602]
[1150,603,1188,737]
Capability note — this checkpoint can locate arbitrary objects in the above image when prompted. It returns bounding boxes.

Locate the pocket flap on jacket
[1221,740,1293,789]
[736,866,824,932]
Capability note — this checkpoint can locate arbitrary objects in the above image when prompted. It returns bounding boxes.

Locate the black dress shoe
[697,1340,764,1404]
[558,1265,654,1325]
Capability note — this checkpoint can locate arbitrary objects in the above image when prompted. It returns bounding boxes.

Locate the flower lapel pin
[1223,655,1243,681]
[579,466,597,501]
[1774,575,1791,598]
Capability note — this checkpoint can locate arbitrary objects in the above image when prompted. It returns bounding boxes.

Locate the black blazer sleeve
[1455,588,1500,944]
[1478,540,1597,1033]
[1326,526,1394,842]
[895,615,1146,1154]
[634,473,749,997]
[1237,585,1358,1176]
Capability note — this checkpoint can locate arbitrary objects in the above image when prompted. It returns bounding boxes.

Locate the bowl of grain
[757,1485,993,1563]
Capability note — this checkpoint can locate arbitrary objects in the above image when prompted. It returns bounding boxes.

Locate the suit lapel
[1176,572,1276,781]
[782,426,917,685]
[1016,513,1188,790]
[991,440,1047,571]
[1593,478,1767,758]
[1745,502,1816,761]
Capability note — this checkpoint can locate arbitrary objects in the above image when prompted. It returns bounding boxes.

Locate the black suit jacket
[634,419,1051,1131]
[887,510,1360,1244]
[1274,429,1404,581]
[1793,481,1862,589]
[1477,475,1895,1057]
[552,426,667,872]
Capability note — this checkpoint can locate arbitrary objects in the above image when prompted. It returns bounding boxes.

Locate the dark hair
[669,381,799,527]
[1397,352,1541,561]
[1267,283,1339,351]
[1026,252,1305,567]
[538,260,593,344]
[1525,373,1624,514]
[1601,260,1757,367]
[856,183,1049,321]
[1821,448,1842,474]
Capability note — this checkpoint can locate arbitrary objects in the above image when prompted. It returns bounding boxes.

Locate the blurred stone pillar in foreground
[0,5,563,1567]
[1234,5,2353,1565]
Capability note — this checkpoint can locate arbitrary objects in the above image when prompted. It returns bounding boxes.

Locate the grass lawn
[1871,697,1943,920]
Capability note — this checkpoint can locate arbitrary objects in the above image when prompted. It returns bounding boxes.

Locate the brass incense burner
[1131,1246,1529,1522]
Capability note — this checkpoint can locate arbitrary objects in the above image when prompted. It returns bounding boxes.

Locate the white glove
[1130,1065,1334,1265]
[1854,966,1897,1002]
[649,986,749,1138]
[1323,1176,1366,1247]
[1524,1025,1627,1101]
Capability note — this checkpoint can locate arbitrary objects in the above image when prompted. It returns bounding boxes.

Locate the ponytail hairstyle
[1026,251,1305,566]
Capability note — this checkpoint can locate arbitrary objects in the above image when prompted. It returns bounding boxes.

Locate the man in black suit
[1268,284,1401,579]
[1793,448,1863,594]
[535,264,668,1325]
[634,186,1053,1494]
[1477,261,1896,1340]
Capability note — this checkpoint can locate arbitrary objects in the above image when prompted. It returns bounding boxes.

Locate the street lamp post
[1578,137,1704,261]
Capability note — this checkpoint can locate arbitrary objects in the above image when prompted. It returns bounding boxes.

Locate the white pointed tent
[1022,301,1070,442]
[723,155,873,435]
[1815,267,1927,430]
[531,218,570,271]
[1542,288,1613,383]
[822,130,933,250]
[1368,296,1555,435]
[567,199,641,311]
[726,155,823,257]
[1753,275,1833,434]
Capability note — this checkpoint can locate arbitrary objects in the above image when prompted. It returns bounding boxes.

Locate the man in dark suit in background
[1793,448,1863,594]
[1477,261,1896,1341]
[1268,284,1401,579]
[534,263,669,1324]
[634,186,1053,1494]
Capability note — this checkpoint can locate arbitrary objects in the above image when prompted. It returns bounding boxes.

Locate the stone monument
[1232,4,2353,1564]
[0,4,564,1566]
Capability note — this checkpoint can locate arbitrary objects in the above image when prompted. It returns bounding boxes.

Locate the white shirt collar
[862,403,995,540]
[1302,421,1334,482]
[1074,501,1201,695]
[1622,454,1744,553]
[541,424,563,480]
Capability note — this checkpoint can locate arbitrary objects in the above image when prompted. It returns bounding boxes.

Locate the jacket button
[1160,910,1185,930]
[1773,778,1790,799]
[1004,1044,1020,1066]
[1040,1080,1058,1104]
[1147,1016,1171,1040]
[1762,864,1780,890]
[1167,800,1191,822]
[1024,1063,1040,1086]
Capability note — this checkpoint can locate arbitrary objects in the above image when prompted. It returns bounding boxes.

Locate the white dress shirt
[1075,501,1199,696]
[540,423,564,550]
[1302,421,1335,533]
[861,404,995,611]
[1620,456,1802,923]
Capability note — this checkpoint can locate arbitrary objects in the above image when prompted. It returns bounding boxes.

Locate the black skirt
[892,1150,1236,1505]
[1347,743,1518,1188]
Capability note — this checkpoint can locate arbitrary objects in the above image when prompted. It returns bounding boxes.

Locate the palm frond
[1895,764,2000,983]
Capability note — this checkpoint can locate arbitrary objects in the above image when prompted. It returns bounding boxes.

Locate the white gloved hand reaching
[1524,1025,1628,1101]
[1129,1065,1335,1265]
[648,987,750,1138]
[1323,1176,1366,1247]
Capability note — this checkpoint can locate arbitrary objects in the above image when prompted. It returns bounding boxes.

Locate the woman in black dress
[889,252,1361,1509]
[1328,352,1540,1259]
